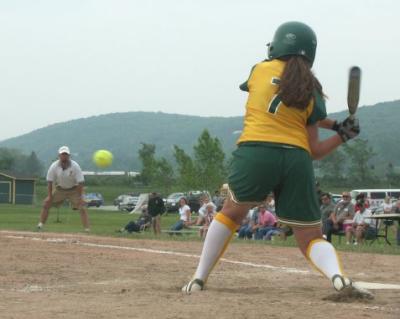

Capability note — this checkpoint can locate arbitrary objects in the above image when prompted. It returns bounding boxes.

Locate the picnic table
[369,213,400,245]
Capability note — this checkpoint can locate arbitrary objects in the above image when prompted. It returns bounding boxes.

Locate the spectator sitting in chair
[194,196,217,226]
[170,197,192,234]
[320,193,335,240]
[212,190,224,211]
[117,209,152,234]
[237,207,256,239]
[345,197,375,245]
[265,193,276,214]
[325,192,355,242]
[253,204,277,240]
[354,193,369,212]
[199,203,216,239]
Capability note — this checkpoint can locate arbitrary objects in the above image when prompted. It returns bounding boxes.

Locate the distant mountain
[1,100,399,171]
[0,112,243,171]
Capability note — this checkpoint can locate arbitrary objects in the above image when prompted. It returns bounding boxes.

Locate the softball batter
[182,21,370,298]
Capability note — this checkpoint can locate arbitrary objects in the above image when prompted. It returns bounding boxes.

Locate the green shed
[0,171,37,204]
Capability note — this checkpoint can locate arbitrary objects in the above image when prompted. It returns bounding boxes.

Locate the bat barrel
[347,66,361,117]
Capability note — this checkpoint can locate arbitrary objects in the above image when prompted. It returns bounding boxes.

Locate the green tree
[24,151,44,176]
[153,157,175,192]
[138,143,157,185]
[137,143,175,191]
[173,145,197,189]
[342,138,376,185]
[193,129,227,192]
[385,162,400,188]
[320,148,346,180]
[0,148,16,170]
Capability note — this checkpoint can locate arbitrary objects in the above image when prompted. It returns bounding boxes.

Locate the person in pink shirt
[253,204,277,240]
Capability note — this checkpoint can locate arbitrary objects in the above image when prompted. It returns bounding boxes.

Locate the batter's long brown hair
[278,56,325,110]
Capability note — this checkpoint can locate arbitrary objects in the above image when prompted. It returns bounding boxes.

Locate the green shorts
[228,142,321,227]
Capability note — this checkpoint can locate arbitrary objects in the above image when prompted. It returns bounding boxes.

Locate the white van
[350,189,400,208]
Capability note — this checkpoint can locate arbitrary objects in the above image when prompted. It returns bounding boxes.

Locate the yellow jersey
[237,59,327,153]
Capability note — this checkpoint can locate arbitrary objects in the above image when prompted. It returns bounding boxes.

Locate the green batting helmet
[267,21,317,65]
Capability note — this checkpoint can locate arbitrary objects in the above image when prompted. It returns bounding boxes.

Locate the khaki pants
[52,186,82,209]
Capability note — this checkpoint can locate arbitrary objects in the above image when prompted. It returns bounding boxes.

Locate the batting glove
[337,117,360,142]
[331,120,340,132]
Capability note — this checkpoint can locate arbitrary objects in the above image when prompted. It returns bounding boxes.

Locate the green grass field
[34,184,146,206]
[0,204,183,238]
[34,184,351,206]
[0,203,399,255]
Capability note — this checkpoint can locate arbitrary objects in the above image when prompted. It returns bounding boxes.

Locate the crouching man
[37,146,90,232]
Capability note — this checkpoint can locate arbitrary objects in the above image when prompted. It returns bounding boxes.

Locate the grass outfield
[0,204,399,255]
[34,184,148,205]
[0,204,182,237]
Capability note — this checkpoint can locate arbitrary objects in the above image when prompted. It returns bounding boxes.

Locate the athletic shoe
[182,278,204,294]
[332,274,374,300]
[332,274,351,291]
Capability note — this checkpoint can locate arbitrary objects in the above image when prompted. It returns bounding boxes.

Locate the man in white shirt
[37,146,90,232]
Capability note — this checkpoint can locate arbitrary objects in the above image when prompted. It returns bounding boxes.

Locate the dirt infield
[1,231,399,319]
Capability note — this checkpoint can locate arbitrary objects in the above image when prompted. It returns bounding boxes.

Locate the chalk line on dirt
[2,231,400,290]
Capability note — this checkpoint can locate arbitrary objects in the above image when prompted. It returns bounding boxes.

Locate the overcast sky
[1,0,399,141]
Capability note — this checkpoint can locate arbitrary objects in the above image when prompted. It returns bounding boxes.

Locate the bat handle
[348,113,355,125]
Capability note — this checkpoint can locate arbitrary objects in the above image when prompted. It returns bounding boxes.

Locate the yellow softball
[93,149,113,168]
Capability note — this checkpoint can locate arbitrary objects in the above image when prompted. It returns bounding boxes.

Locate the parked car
[84,193,104,207]
[118,195,139,212]
[165,192,185,212]
[350,189,400,208]
[113,193,138,206]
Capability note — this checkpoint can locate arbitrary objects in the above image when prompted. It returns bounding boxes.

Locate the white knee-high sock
[306,239,345,280]
[194,213,238,282]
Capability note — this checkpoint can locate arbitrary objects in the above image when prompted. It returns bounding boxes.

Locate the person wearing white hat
[37,146,90,232]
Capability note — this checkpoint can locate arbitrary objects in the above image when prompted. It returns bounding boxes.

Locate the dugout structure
[0,171,36,204]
